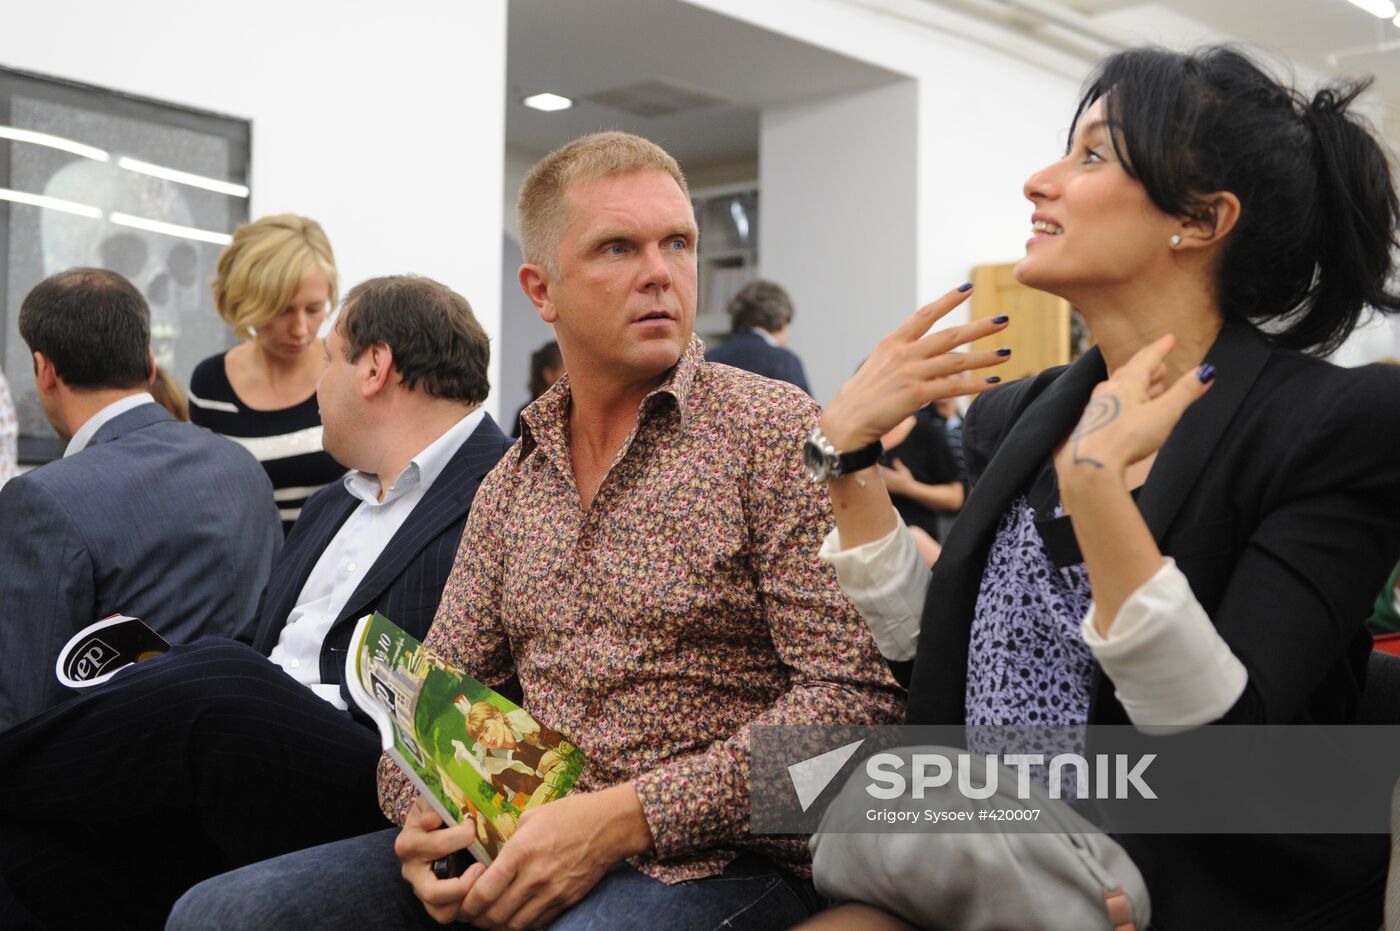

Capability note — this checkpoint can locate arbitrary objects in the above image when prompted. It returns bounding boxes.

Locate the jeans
[167,826,824,930]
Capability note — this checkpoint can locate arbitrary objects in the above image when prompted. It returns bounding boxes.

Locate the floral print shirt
[377,336,904,881]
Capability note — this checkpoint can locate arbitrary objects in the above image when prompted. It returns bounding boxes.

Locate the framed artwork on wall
[0,65,250,463]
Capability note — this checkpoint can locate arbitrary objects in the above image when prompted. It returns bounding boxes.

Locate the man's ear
[360,342,395,398]
[32,351,58,396]
[1176,191,1241,250]
[519,263,559,325]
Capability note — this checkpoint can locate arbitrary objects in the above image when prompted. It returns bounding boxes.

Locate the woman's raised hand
[819,284,1012,450]
[1054,334,1214,482]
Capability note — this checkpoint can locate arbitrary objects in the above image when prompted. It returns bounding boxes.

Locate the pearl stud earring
[1169,234,1182,248]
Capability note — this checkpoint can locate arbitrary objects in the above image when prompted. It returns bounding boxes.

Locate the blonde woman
[189,215,344,531]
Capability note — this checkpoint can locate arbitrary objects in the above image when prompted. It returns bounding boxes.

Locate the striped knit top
[188,352,345,533]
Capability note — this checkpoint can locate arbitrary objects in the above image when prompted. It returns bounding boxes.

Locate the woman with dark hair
[511,340,565,439]
[805,46,1400,929]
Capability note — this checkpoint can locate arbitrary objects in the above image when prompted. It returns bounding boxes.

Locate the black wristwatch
[802,427,883,482]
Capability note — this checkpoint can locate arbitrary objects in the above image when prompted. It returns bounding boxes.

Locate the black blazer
[903,321,1400,929]
[248,414,514,703]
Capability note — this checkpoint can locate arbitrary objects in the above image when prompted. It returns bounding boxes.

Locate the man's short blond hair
[213,214,338,340]
[517,132,689,276]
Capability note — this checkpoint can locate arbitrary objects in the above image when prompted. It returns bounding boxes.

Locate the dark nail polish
[957,282,973,292]
[992,315,1009,324]
[985,376,1002,384]
[1197,364,1216,383]
[996,347,1012,357]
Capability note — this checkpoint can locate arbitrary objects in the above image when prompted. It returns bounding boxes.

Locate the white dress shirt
[269,408,485,708]
[65,394,157,457]
[819,518,1248,729]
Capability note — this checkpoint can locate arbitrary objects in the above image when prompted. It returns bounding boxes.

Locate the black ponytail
[1074,46,1400,356]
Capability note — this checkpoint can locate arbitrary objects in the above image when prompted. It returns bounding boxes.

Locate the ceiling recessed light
[1344,0,1397,19]
[522,92,573,112]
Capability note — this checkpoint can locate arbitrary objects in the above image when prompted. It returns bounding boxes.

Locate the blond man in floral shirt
[171,133,903,931]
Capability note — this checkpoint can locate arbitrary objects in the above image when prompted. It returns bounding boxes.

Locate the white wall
[688,0,1087,400]
[761,81,918,403]
[1,0,510,415]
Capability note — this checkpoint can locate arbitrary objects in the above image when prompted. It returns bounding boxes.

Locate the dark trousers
[0,640,387,929]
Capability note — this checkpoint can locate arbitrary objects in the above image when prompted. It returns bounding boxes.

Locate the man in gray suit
[0,267,281,729]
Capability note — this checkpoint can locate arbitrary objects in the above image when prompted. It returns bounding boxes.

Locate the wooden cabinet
[969,262,1084,380]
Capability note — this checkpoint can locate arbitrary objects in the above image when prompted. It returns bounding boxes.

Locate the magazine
[345,612,585,864]
[54,614,170,688]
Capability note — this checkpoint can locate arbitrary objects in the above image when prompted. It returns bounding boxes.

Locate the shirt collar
[518,335,705,458]
[342,407,486,506]
[752,327,779,348]
[65,394,157,458]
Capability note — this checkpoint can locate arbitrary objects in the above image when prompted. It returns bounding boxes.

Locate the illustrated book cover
[345,612,585,863]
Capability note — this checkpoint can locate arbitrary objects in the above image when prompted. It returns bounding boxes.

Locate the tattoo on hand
[1069,395,1120,469]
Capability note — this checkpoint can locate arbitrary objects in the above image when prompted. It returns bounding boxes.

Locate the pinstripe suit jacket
[248,413,513,708]
[0,402,281,729]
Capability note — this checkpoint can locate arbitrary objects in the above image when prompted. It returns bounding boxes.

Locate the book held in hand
[345,612,585,864]
[54,614,171,688]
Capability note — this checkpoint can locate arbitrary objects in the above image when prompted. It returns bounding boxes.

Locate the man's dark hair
[18,267,151,389]
[338,275,490,404]
[727,280,794,335]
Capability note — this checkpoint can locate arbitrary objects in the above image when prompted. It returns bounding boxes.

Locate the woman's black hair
[527,340,563,399]
[1073,46,1400,355]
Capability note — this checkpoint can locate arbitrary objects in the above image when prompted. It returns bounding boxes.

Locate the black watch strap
[838,439,883,475]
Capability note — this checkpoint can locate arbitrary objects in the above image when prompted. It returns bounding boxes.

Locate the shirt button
[289,659,301,670]
[346,562,358,573]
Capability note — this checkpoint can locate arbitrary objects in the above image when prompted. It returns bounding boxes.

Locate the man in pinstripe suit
[0,275,514,928]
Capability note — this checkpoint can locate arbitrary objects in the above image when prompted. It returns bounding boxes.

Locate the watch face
[802,437,831,482]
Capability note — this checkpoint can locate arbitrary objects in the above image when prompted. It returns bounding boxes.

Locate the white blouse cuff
[818,518,927,662]
[1082,558,1248,732]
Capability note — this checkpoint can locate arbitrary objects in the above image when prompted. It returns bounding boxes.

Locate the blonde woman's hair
[212,215,337,340]
[517,131,689,277]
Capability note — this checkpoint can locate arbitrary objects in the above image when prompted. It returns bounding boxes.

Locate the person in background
[511,339,565,438]
[190,214,346,532]
[0,267,280,730]
[705,279,811,394]
[149,365,189,422]
[930,397,966,482]
[877,410,962,566]
[925,397,968,542]
[0,369,16,489]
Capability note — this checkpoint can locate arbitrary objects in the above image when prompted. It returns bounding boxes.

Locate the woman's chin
[1012,255,1047,289]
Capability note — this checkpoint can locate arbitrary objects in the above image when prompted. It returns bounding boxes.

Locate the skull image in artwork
[41,161,204,370]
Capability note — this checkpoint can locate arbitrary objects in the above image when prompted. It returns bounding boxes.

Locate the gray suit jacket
[0,402,281,729]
